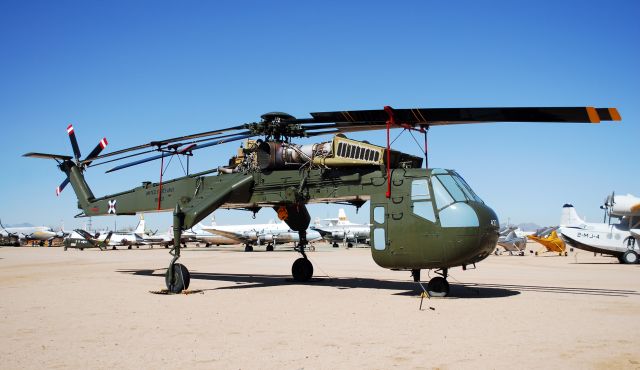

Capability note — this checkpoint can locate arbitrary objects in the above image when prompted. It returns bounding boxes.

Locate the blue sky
[1,0,638,231]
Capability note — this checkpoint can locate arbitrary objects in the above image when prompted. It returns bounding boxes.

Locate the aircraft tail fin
[101,231,114,248]
[338,208,348,223]
[134,214,146,234]
[560,204,585,227]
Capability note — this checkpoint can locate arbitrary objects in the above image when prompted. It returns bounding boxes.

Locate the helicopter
[24,106,621,296]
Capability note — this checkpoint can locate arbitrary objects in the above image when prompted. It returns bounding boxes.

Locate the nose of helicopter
[469,202,500,263]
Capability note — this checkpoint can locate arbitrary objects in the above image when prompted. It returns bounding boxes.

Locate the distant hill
[517,222,541,232]
[3,222,35,228]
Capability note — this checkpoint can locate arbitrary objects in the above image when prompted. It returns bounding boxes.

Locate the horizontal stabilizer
[23,152,73,161]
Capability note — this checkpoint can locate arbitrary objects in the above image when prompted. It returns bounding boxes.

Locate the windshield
[431,170,483,205]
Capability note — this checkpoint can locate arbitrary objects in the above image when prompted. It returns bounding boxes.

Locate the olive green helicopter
[25,106,621,296]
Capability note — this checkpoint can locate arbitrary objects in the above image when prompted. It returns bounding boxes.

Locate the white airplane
[495,226,528,255]
[558,193,640,264]
[134,215,236,248]
[94,217,146,249]
[203,219,322,252]
[0,220,64,246]
[311,208,370,248]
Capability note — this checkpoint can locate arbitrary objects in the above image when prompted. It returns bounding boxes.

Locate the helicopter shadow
[118,269,520,299]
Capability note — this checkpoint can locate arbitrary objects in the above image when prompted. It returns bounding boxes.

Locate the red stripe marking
[100,138,108,148]
[67,124,74,134]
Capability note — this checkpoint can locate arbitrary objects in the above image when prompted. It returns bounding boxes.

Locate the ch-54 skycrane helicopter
[25,106,621,296]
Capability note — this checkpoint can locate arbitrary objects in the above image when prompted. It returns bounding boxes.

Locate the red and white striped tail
[100,138,108,148]
[67,124,74,135]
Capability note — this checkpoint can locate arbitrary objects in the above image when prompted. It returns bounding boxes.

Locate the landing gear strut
[426,268,450,297]
[165,205,191,293]
[266,243,274,252]
[244,244,254,252]
[292,230,313,281]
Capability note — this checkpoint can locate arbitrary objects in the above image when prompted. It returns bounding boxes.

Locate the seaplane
[558,193,640,264]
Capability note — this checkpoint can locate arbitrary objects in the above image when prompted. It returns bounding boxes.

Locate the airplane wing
[201,228,251,243]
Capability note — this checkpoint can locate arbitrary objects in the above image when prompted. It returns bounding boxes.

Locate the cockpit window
[411,179,430,201]
[431,176,454,210]
[435,175,466,202]
[451,172,483,203]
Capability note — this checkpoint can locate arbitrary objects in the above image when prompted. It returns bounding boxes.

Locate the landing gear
[347,242,353,248]
[621,250,639,264]
[164,205,191,293]
[291,229,313,282]
[426,268,450,297]
[266,243,274,252]
[205,243,210,248]
[244,244,254,252]
[332,242,339,248]
[292,258,313,281]
[165,263,190,293]
[411,269,420,282]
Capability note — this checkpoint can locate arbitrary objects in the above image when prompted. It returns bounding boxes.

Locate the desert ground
[1,242,639,369]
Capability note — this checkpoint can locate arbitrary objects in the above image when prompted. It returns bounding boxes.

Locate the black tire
[165,263,190,293]
[621,250,639,264]
[63,246,68,251]
[426,277,450,297]
[332,243,339,248]
[205,243,210,248]
[347,242,353,248]
[266,244,274,252]
[292,258,313,282]
[244,245,254,252]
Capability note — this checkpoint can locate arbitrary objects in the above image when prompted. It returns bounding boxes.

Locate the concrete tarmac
[1,243,639,369]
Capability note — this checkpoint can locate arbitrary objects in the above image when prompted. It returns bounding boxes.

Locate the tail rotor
[24,124,108,196]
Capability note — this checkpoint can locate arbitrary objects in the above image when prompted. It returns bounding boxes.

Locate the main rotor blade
[23,152,73,161]
[80,124,247,165]
[307,107,613,126]
[88,130,253,168]
[105,133,253,173]
[56,177,70,196]
[82,138,109,166]
[67,124,82,160]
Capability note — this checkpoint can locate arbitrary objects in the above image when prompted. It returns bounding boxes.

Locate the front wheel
[292,258,313,282]
[426,277,450,297]
[621,250,639,264]
[165,263,191,293]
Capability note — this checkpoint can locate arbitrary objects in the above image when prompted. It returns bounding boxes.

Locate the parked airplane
[528,227,567,256]
[64,230,113,251]
[0,220,64,246]
[97,217,146,249]
[495,226,527,255]
[203,220,322,251]
[558,193,640,264]
[311,209,370,248]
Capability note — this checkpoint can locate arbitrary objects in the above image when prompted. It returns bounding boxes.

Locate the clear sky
[1,0,638,231]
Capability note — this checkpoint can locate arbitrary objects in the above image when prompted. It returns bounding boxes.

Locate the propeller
[24,124,108,196]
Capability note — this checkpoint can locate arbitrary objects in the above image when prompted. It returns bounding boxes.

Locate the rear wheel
[266,244,274,252]
[165,263,190,293]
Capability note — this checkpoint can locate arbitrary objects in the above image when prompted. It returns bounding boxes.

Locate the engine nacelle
[259,234,274,243]
[332,231,345,239]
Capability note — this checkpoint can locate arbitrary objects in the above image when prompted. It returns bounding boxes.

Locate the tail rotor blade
[56,177,70,196]
[83,138,109,166]
[67,124,82,160]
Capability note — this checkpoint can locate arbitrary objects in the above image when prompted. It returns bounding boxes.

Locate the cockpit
[410,169,484,228]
